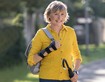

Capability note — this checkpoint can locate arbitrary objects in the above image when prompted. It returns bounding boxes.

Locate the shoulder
[35,28,45,36]
[33,28,49,40]
[65,25,75,33]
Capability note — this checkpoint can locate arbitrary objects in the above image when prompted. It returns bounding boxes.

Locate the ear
[49,18,51,21]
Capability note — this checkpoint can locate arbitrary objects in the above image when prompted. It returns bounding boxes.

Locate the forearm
[33,49,52,64]
[33,40,60,64]
[27,51,48,66]
[73,59,81,71]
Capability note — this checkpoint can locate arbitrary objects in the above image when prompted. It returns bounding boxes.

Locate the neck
[50,24,63,34]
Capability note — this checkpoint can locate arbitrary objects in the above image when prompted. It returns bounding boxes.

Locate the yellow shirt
[27,24,82,80]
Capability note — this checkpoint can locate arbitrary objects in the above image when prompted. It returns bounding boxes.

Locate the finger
[55,41,61,48]
[71,77,75,82]
[71,75,77,82]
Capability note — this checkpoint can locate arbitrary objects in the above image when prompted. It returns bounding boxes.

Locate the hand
[49,40,61,51]
[38,40,61,58]
[70,73,78,82]
[55,40,61,49]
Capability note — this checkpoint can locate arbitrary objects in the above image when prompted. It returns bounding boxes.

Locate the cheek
[63,15,66,19]
[49,15,53,20]
[50,16,57,21]
[49,15,54,19]
[62,15,66,21]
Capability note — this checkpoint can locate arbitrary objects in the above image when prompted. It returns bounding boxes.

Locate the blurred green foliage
[12,14,23,26]
[0,0,105,17]
[0,24,25,69]
[0,0,105,27]
[79,44,105,64]
[90,0,105,17]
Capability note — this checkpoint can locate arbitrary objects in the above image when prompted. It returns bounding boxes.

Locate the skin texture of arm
[71,59,81,82]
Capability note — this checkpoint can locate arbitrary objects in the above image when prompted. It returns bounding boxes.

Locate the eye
[61,13,64,15]
[54,13,58,15]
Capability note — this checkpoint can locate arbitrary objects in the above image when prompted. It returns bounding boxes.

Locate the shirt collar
[46,24,68,32]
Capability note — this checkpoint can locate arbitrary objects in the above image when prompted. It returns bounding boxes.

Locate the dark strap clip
[62,59,74,78]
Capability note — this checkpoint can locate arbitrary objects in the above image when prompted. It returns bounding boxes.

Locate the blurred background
[0,0,105,82]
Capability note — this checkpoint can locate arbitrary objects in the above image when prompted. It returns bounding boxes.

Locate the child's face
[49,10,66,26]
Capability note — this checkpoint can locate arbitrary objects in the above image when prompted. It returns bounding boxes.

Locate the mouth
[55,20,62,23]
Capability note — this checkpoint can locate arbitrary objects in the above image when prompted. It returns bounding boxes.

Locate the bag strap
[62,59,70,69]
[25,28,54,57]
[62,59,74,78]
[42,28,54,41]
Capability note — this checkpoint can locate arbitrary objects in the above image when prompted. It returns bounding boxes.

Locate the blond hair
[44,1,69,23]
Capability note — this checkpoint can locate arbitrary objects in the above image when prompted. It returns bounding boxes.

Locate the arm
[71,59,81,82]
[33,40,60,64]
[33,49,51,64]
[28,39,61,66]
[72,30,82,66]
[73,59,81,71]
[71,30,82,82]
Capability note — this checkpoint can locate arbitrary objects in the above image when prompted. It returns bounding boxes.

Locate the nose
[58,14,61,19]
